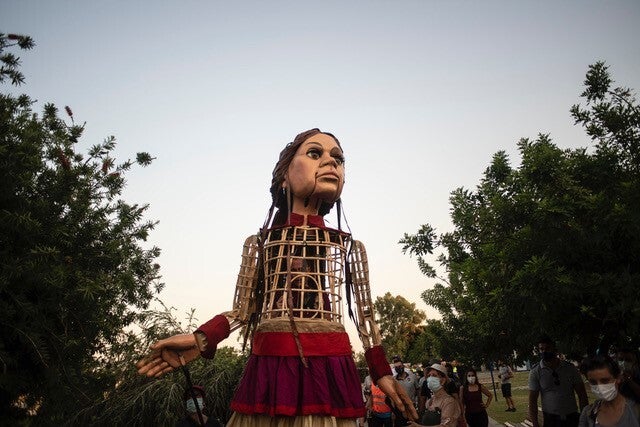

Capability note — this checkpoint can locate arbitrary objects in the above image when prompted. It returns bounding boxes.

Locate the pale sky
[3,1,640,353]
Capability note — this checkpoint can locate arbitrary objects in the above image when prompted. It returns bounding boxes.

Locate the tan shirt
[426,390,461,426]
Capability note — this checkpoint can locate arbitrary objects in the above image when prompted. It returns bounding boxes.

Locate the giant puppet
[137,129,417,426]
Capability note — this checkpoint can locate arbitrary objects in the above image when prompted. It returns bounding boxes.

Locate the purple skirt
[230,354,366,419]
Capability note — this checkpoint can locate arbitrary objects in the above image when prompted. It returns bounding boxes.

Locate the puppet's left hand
[376,374,419,421]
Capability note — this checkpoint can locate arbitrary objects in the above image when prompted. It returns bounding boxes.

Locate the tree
[400,62,640,362]
[374,292,426,360]
[0,33,161,422]
[0,33,34,85]
[71,303,248,426]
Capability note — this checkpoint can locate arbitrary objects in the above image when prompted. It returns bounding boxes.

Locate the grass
[480,370,593,425]
[481,370,531,425]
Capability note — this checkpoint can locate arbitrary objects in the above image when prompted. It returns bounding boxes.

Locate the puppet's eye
[306,148,321,160]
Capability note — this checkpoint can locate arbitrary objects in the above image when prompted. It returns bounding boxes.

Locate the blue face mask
[186,397,204,414]
[427,376,442,392]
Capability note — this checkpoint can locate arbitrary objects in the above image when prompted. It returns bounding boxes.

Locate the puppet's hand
[136,333,200,378]
[376,374,419,421]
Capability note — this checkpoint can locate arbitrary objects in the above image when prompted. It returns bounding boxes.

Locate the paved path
[488,416,503,426]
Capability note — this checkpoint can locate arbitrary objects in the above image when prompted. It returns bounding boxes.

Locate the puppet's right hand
[376,374,419,422]
[135,333,200,378]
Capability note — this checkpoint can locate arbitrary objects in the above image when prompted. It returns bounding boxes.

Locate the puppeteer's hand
[136,333,200,378]
[376,374,419,421]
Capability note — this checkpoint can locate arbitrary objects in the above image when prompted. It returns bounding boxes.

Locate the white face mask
[186,397,204,413]
[467,376,476,384]
[590,383,617,401]
[427,376,442,392]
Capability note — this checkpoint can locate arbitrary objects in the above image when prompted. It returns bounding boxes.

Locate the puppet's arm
[350,240,390,381]
[350,239,382,350]
[350,240,418,421]
[223,234,260,332]
[195,234,259,357]
[136,234,261,375]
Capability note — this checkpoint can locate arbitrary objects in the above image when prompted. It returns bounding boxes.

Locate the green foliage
[400,62,640,363]
[374,292,426,360]
[405,320,444,365]
[571,61,640,171]
[352,351,369,382]
[0,33,162,422]
[400,224,439,278]
[0,33,35,86]
[72,304,248,426]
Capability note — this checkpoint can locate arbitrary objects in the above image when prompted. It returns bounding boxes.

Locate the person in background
[460,368,492,427]
[419,361,461,419]
[363,374,374,424]
[617,347,640,403]
[451,360,461,386]
[441,360,452,378]
[409,363,461,427]
[528,335,588,427]
[393,356,420,426]
[367,382,393,427]
[497,360,516,412]
[364,374,373,399]
[175,386,222,427]
[417,369,426,392]
[578,354,639,427]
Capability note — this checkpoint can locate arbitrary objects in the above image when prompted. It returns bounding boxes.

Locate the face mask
[186,397,204,414]
[427,376,442,392]
[467,376,476,384]
[590,383,617,401]
[395,366,404,375]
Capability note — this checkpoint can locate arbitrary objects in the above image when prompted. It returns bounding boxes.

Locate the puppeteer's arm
[350,240,418,421]
[195,234,260,357]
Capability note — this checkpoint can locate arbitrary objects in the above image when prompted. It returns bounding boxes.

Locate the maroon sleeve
[195,315,230,359]
[365,345,392,383]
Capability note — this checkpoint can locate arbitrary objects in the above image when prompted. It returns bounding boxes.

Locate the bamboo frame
[261,226,348,322]
[225,226,380,349]
[226,234,260,332]
[350,239,382,349]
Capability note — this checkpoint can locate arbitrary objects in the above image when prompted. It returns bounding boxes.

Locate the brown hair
[579,354,621,377]
[464,368,482,387]
[269,128,343,225]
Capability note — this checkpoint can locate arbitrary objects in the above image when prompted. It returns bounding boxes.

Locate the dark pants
[369,414,393,427]
[542,412,580,427]
[466,410,489,427]
[393,415,408,427]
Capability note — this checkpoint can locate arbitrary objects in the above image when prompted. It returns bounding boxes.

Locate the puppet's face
[284,133,345,213]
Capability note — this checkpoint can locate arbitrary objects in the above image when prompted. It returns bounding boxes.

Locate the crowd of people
[528,336,640,427]
[363,358,493,427]
[359,336,640,427]
[175,337,640,427]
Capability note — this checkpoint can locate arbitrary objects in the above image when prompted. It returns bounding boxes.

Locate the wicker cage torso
[260,225,350,324]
